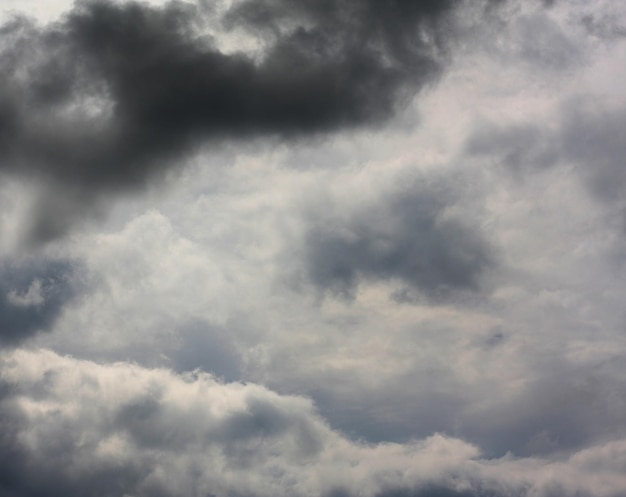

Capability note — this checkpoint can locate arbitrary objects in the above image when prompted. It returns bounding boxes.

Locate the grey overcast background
[1,1,626,496]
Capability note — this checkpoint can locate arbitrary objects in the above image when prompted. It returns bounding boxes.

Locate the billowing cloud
[2,349,626,497]
[0,0,473,244]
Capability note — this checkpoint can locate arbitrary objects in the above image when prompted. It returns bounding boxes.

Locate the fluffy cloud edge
[1,348,626,497]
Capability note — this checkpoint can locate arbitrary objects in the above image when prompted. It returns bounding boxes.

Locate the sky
[1,1,626,496]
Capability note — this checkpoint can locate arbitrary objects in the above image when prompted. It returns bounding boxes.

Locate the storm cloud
[0,0,468,243]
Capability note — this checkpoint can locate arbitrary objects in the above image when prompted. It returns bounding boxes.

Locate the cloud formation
[1,2,625,497]
[466,99,626,203]
[2,349,626,497]
[296,172,493,301]
[0,0,466,243]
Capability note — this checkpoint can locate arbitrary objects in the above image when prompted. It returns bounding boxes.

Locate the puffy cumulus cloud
[0,258,77,346]
[28,207,268,369]
[1,348,626,497]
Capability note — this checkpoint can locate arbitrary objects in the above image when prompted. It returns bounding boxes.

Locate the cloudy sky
[1,1,626,496]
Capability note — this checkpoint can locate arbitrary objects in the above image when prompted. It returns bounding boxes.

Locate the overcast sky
[1,1,626,496]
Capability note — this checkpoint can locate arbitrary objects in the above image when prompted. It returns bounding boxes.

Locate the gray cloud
[296,173,493,301]
[512,12,581,70]
[0,258,76,346]
[465,122,559,174]
[309,378,466,445]
[466,99,626,205]
[581,13,626,41]
[0,3,623,497]
[1,349,626,497]
[0,0,470,244]
[457,362,626,458]
[559,101,626,202]
[168,319,242,381]
[273,343,626,460]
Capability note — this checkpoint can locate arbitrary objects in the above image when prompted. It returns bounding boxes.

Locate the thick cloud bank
[2,349,626,497]
[0,0,463,243]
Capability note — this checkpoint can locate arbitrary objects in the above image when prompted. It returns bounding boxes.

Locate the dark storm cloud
[0,0,465,243]
[0,259,75,346]
[299,176,493,301]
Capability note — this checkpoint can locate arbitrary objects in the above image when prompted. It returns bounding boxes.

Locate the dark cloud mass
[0,259,75,346]
[0,0,461,243]
[299,175,493,301]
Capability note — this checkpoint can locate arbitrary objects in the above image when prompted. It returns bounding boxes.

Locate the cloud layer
[2,349,626,497]
[1,1,626,497]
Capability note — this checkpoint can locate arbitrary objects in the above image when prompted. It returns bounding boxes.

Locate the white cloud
[2,349,626,497]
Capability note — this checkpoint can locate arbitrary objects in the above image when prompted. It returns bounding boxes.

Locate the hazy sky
[1,1,626,496]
